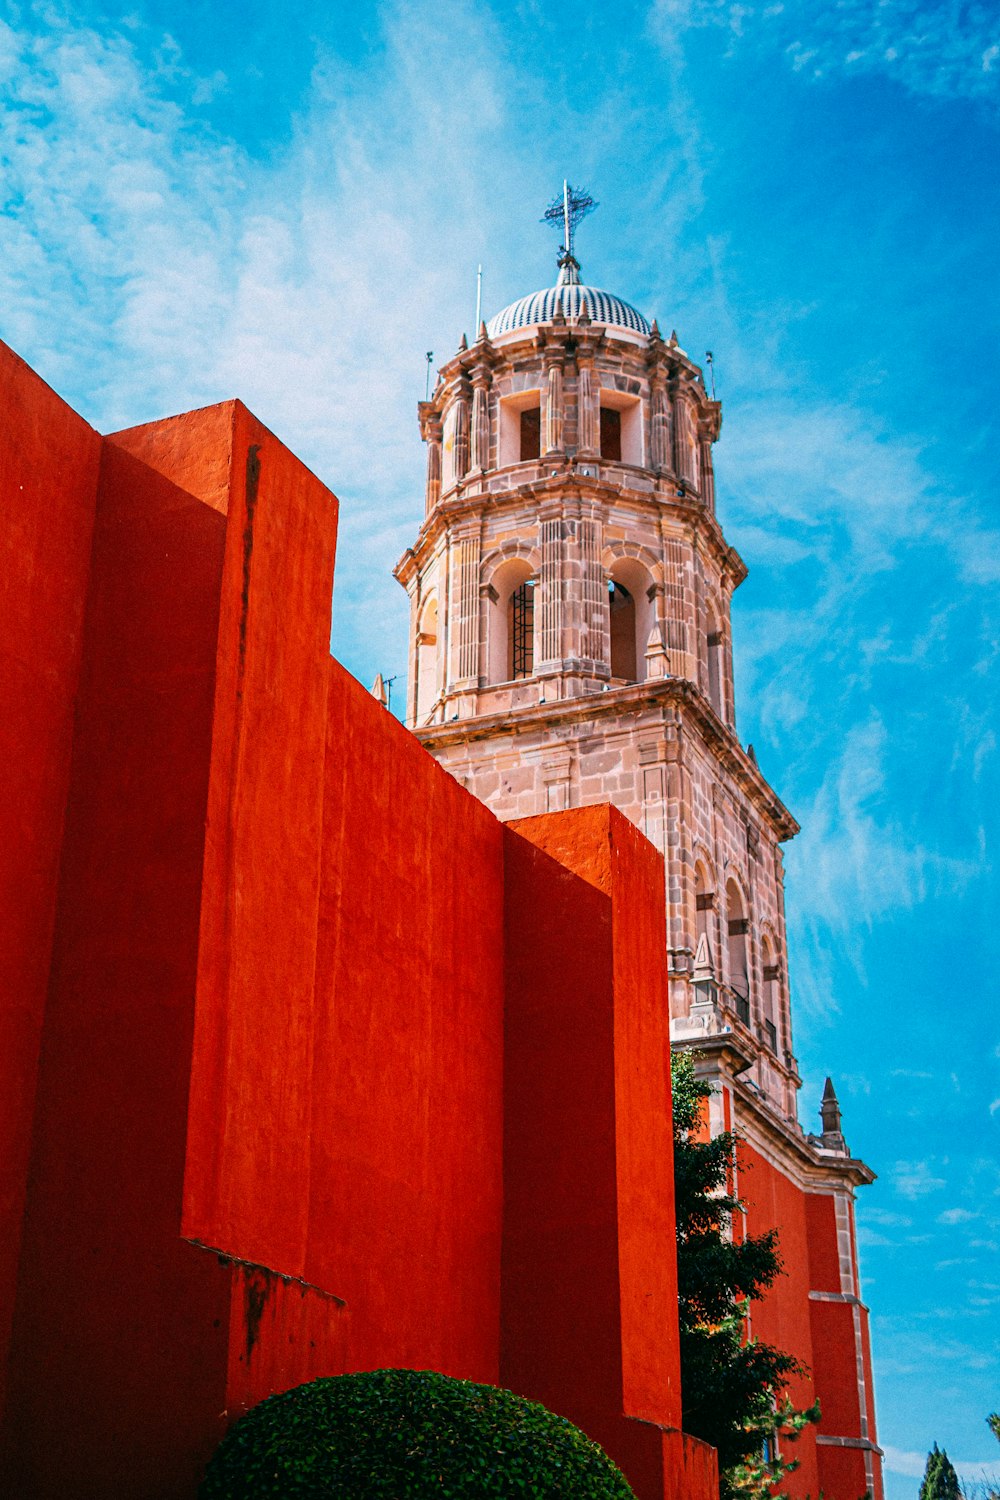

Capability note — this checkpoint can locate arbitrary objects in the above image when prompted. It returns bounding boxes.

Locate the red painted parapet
[502,807,698,1500]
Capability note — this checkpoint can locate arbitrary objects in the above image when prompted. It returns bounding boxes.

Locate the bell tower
[395,189,884,1500]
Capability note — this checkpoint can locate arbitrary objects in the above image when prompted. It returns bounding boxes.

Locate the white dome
[486,281,651,339]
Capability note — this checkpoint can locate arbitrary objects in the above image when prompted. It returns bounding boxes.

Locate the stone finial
[478,320,488,343]
[650,318,660,339]
[819,1077,848,1151]
[644,625,669,680]
[370,674,389,708]
[668,329,678,347]
[458,332,468,351]
[692,932,715,981]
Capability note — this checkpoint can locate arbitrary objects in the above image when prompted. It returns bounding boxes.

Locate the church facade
[396,230,883,1500]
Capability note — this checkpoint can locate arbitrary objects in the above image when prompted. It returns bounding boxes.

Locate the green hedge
[200,1367,636,1498]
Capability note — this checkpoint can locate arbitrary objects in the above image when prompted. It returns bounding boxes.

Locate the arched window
[415,594,439,724]
[608,581,636,680]
[487,559,536,684]
[606,557,656,685]
[726,880,750,1025]
[761,936,780,1054]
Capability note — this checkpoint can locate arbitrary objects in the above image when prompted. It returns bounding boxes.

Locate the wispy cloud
[649,0,1000,111]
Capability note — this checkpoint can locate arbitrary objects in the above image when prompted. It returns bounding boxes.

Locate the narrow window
[508,580,535,679]
[520,407,541,460]
[600,407,622,460]
[762,941,780,1054]
[608,581,637,681]
[707,628,723,717]
[726,881,750,1025]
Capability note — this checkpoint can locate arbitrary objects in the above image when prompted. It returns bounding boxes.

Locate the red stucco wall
[0,350,715,1500]
[2,432,232,1496]
[0,346,101,1408]
[740,1142,821,1499]
[502,807,688,1500]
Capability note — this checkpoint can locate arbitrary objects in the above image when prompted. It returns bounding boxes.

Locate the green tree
[671,1051,819,1500]
[920,1443,962,1500]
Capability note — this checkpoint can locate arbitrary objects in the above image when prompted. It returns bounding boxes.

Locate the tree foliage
[200,1367,636,1499]
[920,1443,962,1500]
[671,1051,819,1500]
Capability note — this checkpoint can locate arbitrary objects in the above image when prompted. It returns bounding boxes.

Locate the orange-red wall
[502,808,685,1499]
[1,351,715,1500]
[2,431,233,1495]
[0,347,101,1411]
[740,1142,821,1499]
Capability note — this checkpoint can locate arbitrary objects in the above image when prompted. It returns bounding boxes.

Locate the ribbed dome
[486,281,651,338]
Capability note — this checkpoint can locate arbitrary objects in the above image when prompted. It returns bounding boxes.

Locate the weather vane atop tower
[541,180,597,282]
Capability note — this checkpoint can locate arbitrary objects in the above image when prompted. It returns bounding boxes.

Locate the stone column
[424,414,442,514]
[543,355,564,455]
[663,537,691,679]
[577,359,597,454]
[453,385,470,482]
[699,433,715,510]
[450,530,482,686]
[650,375,671,472]
[470,368,490,472]
[536,506,564,670]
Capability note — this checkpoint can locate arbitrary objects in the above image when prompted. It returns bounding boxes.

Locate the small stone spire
[819,1077,847,1152]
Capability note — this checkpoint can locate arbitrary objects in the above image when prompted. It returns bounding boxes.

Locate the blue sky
[2,0,998,1491]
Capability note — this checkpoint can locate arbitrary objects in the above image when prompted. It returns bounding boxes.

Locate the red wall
[739,1143,821,1500]
[501,807,697,1500]
[0,357,716,1500]
[2,433,233,1496]
[0,346,101,1408]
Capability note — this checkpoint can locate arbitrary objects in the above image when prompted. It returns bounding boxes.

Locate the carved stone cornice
[416,675,799,842]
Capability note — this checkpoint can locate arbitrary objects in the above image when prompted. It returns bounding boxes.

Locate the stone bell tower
[395,190,882,1500]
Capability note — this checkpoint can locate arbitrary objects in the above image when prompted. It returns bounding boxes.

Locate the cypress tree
[919,1443,962,1500]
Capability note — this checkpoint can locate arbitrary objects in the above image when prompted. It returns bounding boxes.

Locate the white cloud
[649,0,1000,110]
[892,1159,948,1200]
[938,1207,978,1225]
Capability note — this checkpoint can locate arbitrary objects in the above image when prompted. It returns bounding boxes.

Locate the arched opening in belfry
[608,581,636,681]
[415,594,439,725]
[488,558,536,684]
[726,879,750,1024]
[761,935,780,1054]
[706,609,724,718]
[606,557,656,684]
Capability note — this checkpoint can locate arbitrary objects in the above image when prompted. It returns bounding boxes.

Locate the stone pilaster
[577,359,598,454]
[663,537,691,679]
[698,433,715,509]
[536,507,564,669]
[453,385,470,482]
[471,369,490,472]
[424,415,442,514]
[450,531,481,686]
[650,374,672,473]
[543,355,564,455]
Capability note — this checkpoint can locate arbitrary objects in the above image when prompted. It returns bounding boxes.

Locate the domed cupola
[486,258,651,340]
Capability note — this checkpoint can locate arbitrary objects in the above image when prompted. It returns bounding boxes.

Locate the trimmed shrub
[200,1367,636,1498]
